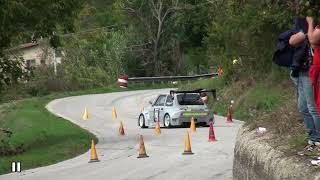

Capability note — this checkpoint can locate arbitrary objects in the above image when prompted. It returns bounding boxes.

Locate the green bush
[23,65,69,96]
[204,1,293,80]
[62,31,129,88]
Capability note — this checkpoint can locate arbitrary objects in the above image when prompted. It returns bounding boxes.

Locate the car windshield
[177,94,204,105]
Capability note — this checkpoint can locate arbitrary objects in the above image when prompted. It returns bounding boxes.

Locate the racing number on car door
[152,95,166,122]
[154,108,160,122]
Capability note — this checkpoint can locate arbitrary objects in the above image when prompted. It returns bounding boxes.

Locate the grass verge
[179,74,308,154]
[180,75,294,121]
[0,83,175,175]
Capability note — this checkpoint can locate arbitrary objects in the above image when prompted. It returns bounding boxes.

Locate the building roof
[6,42,39,52]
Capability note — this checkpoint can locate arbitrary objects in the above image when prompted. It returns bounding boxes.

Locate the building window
[26,59,36,68]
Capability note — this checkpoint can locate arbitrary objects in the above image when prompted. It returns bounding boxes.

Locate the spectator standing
[289,17,320,154]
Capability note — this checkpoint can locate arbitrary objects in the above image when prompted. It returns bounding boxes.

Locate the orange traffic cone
[83,107,89,120]
[112,106,117,121]
[182,131,194,155]
[155,121,161,135]
[119,121,125,136]
[226,104,233,123]
[89,139,100,163]
[208,121,217,142]
[190,117,196,133]
[218,67,224,76]
[140,104,144,113]
[137,135,149,158]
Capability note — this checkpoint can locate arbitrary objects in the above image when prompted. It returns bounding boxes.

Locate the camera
[294,17,308,33]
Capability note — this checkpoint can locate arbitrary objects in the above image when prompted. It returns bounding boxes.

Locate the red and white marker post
[117,74,129,88]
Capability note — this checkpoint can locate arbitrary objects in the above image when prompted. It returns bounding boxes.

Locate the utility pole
[51,31,58,76]
[53,48,57,76]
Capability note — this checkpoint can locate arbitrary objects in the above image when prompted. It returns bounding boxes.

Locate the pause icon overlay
[11,162,21,172]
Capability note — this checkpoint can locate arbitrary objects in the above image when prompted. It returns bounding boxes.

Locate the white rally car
[138,89,215,128]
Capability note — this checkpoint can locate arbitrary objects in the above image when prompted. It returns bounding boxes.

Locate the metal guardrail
[128,73,218,83]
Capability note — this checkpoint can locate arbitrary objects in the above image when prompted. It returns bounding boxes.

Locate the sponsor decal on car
[182,112,208,117]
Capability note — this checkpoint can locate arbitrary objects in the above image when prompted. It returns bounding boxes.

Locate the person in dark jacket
[289,17,320,155]
[273,29,298,67]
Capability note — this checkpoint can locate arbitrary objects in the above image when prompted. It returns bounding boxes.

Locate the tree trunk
[153,15,163,75]
[173,41,183,75]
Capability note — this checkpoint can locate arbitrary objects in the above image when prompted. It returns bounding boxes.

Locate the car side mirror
[149,100,153,105]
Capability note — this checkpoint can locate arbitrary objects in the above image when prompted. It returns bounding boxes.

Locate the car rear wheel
[138,114,147,128]
[164,114,172,128]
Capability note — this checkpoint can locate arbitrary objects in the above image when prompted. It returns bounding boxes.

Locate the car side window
[154,95,166,106]
[165,95,173,106]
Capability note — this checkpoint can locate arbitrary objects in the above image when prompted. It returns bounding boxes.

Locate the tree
[202,0,295,80]
[122,0,180,75]
[62,30,128,88]
[0,0,86,91]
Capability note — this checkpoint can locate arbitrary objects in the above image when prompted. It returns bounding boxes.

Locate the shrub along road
[0,89,242,180]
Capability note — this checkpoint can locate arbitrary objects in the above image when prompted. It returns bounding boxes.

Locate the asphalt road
[1,89,243,180]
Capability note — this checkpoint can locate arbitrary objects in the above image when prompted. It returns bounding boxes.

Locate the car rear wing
[169,89,216,100]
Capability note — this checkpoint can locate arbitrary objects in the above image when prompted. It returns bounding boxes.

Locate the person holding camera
[307,16,320,146]
[307,16,320,112]
[289,17,320,154]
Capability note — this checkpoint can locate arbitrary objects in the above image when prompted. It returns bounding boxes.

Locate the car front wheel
[138,114,147,128]
[164,114,172,128]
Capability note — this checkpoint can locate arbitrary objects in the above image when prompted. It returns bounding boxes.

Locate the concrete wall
[233,126,320,180]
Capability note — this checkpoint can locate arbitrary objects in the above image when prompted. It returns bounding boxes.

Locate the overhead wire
[55,0,214,49]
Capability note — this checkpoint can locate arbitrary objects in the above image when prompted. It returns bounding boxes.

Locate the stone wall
[233,126,320,180]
